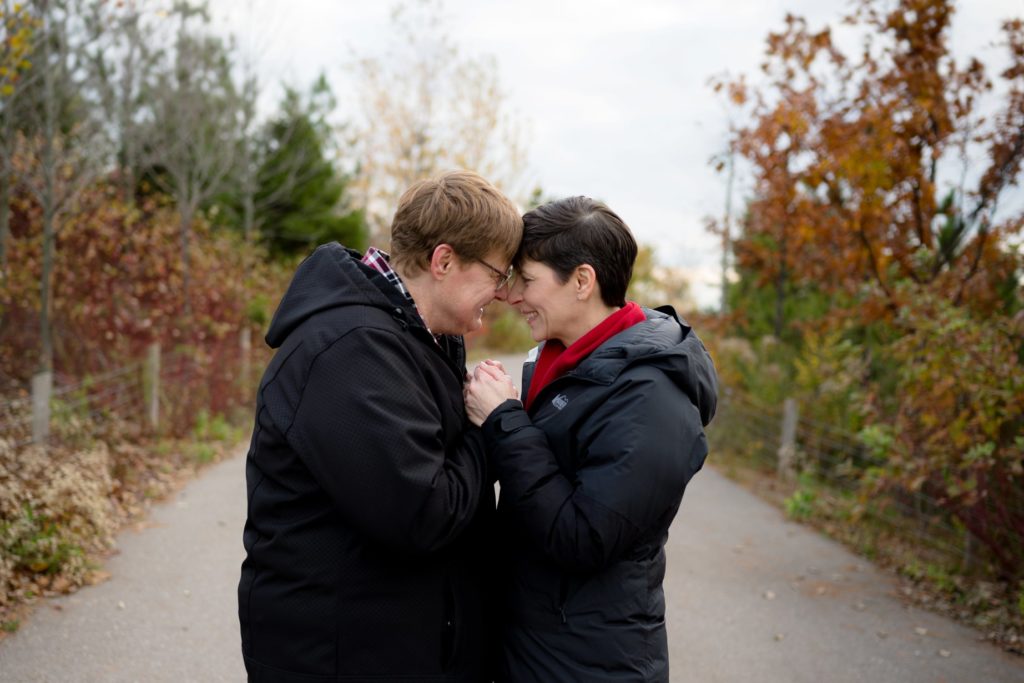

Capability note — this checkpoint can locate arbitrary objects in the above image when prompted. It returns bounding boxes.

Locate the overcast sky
[212,0,1023,308]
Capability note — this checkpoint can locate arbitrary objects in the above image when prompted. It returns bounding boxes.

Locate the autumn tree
[0,0,38,276]
[348,0,529,244]
[219,77,366,258]
[139,0,242,315]
[11,0,111,374]
[79,0,162,205]
[718,0,1024,326]
[716,0,1024,579]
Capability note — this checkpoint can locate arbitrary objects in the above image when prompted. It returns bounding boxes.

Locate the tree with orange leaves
[715,0,1024,581]
[717,0,1023,327]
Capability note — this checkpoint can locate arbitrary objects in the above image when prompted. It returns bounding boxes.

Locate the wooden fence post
[31,370,52,443]
[240,327,252,400]
[147,342,160,431]
[777,398,798,480]
[963,529,978,574]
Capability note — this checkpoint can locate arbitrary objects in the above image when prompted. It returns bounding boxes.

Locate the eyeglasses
[475,257,516,291]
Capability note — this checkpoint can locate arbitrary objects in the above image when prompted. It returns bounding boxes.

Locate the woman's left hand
[465,361,519,427]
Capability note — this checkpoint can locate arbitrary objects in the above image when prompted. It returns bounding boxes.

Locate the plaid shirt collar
[361,246,438,341]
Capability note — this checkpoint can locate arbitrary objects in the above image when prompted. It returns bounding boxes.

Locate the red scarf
[524,301,646,410]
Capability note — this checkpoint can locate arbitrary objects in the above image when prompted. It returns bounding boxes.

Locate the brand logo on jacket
[552,394,569,410]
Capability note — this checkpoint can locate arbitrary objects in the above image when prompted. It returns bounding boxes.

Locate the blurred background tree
[709,0,1024,583]
[347,0,529,245]
[137,0,242,315]
[240,77,366,258]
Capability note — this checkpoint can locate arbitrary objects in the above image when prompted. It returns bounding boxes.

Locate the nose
[505,280,524,305]
[493,285,509,302]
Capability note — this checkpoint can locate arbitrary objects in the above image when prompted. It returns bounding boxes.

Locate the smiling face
[506,259,582,344]
[431,249,511,335]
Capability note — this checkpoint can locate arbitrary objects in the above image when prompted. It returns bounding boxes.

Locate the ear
[574,264,598,301]
[428,244,456,280]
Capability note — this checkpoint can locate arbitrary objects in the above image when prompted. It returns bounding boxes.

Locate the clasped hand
[465,359,520,427]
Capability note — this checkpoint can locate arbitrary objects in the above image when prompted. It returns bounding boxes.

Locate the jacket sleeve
[267,324,488,554]
[482,366,707,573]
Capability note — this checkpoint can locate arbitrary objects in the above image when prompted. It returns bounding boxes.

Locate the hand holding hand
[480,359,509,376]
[465,361,519,427]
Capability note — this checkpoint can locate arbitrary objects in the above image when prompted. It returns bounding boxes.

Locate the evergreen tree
[254,78,366,258]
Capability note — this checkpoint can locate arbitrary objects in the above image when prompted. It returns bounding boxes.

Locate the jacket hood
[569,306,718,427]
[265,242,403,348]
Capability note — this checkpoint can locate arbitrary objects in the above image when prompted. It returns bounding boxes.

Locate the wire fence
[0,330,263,452]
[706,390,1022,580]
[4,334,1019,580]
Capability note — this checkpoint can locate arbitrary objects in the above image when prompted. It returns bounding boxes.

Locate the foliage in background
[466,305,535,357]
[706,0,1024,649]
[0,183,282,621]
[348,0,530,244]
[0,183,283,381]
[628,244,695,313]
[865,291,1024,577]
[0,442,113,583]
[715,0,1024,327]
[244,79,366,257]
[713,0,1024,575]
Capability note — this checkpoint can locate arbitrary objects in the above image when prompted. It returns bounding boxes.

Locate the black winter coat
[238,243,495,682]
[480,307,718,683]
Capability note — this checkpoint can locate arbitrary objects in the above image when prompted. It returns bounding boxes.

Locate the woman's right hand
[465,361,519,427]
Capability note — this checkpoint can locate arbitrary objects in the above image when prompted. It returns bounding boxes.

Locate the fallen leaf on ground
[86,571,111,586]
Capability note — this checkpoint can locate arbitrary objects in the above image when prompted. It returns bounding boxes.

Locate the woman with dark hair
[465,196,718,683]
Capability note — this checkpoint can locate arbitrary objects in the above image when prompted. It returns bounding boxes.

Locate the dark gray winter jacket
[481,307,718,683]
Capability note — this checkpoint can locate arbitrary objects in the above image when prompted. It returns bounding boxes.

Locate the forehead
[517,258,555,277]
[483,249,512,267]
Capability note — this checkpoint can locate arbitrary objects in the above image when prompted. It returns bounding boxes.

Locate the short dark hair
[519,196,637,307]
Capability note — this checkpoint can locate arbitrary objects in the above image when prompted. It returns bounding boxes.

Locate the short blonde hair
[389,170,522,274]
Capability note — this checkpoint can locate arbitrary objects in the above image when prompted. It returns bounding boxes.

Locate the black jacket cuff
[481,399,528,445]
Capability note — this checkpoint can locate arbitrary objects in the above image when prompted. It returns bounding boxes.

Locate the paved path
[665,469,1023,683]
[1,354,1022,682]
[0,452,247,682]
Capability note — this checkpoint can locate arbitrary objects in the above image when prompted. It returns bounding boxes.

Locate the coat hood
[265,242,404,348]
[565,306,718,427]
